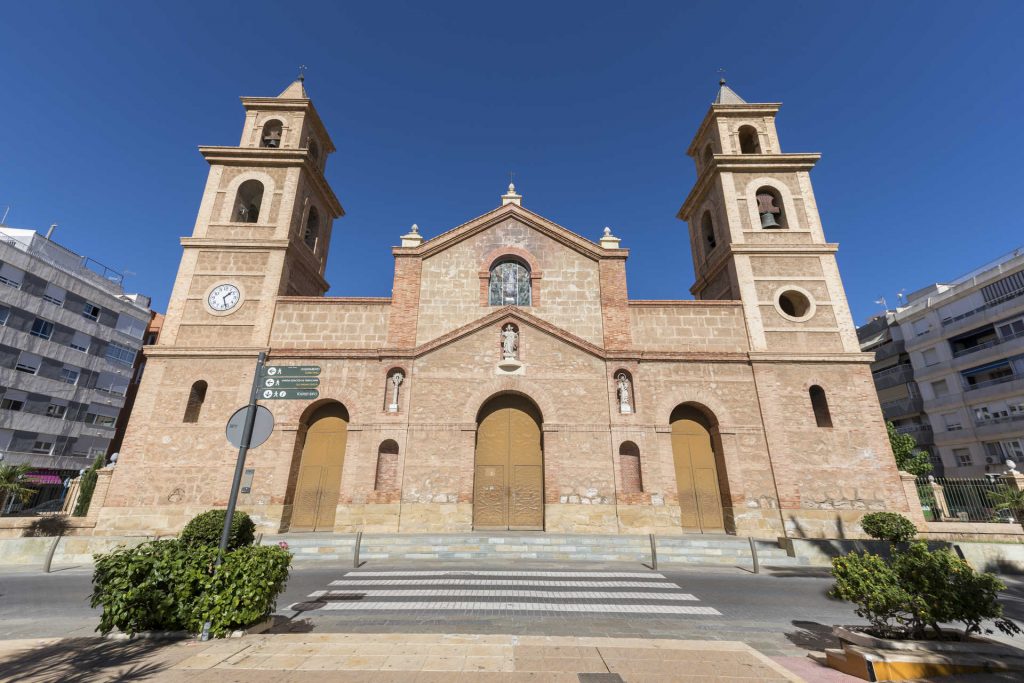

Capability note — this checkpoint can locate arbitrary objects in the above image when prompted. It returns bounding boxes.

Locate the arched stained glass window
[488,260,531,306]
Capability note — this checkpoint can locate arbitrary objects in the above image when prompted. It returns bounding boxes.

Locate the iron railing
[953,328,1024,358]
[916,475,1021,523]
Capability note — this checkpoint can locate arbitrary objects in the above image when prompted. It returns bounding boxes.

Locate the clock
[208,283,241,312]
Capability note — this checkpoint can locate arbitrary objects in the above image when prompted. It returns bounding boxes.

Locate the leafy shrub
[831,541,1020,640]
[179,509,255,550]
[860,512,917,544]
[91,539,291,637]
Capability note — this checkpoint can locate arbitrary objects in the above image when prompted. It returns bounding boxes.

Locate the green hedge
[179,509,255,550]
[91,509,288,638]
[860,512,917,544]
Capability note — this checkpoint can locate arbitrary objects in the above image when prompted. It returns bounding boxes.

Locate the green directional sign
[261,365,321,377]
[260,388,320,400]
[261,377,320,389]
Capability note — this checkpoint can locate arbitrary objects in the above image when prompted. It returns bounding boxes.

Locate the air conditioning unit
[986,456,996,464]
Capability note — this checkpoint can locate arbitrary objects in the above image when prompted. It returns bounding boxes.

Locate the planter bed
[824,626,1024,681]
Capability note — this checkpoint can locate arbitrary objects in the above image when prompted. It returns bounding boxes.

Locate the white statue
[501,324,519,359]
[616,372,632,414]
[388,371,404,412]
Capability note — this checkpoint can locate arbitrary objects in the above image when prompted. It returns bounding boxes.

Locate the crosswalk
[291,569,721,616]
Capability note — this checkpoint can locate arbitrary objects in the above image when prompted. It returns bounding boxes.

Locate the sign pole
[201,350,267,641]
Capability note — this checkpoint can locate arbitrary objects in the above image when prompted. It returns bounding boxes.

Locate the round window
[776,289,813,320]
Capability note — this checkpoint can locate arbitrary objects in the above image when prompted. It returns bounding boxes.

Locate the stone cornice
[390,203,628,262]
[275,296,392,305]
[628,299,741,307]
[748,351,875,364]
[678,153,820,219]
[180,238,291,250]
[144,346,268,359]
[198,147,343,216]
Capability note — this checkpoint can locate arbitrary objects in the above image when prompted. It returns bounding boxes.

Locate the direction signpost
[262,365,321,377]
[259,365,321,401]
[260,388,320,400]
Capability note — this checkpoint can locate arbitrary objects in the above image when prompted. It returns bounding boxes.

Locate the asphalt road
[1,560,1022,657]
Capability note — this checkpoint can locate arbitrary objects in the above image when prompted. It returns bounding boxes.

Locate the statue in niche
[501,324,519,359]
[616,372,633,414]
[388,371,404,412]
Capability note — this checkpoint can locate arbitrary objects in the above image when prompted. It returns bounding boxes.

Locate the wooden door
[671,417,725,533]
[291,404,349,532]
[474,395,543,530]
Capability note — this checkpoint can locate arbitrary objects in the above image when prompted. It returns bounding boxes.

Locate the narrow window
[183,380,208,423]
[701,211,717,251]
[702,144,714,168]
[233,180,264,223]
[260,120,282,148]
[738,126,761,154]
[308,139,320,163]
[810,385,832,428]
[304,205,320,250]
[375,439,400,491]
[756,187,785,229]
[619,441,642,494]
[488,260,531,306]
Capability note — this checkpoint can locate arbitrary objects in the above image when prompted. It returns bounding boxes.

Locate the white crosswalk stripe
[293,569,722,616]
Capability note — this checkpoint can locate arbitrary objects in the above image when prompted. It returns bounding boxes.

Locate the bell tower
[678,81,859,354]
[160,76,344,349]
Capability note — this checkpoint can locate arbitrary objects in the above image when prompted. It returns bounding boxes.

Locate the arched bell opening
[669,402,733,534]
[473,392,544,530]
[283,401,350,532]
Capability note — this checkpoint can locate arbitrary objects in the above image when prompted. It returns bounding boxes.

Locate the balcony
[964,373,1019,392]
[872,364,915,389]
[953,328,1024,359]
[881,396,924,418]
[974,413,1024,439]
[896,423,934,443]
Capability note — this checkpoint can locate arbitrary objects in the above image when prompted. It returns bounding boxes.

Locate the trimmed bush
[91,539,291,637]
[860,512,917,544]
[179,509,255,550]
[72,454,106,517]
[831,541,1020,640]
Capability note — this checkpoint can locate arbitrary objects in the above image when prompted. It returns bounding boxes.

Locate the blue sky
[1,1,1021,324]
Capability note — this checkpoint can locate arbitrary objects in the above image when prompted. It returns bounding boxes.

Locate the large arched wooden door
[291,402,349,532]
[474,394,543,530]
[671,405,725,533]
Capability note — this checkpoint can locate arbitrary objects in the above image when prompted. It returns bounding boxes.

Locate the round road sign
[225,405,275,449]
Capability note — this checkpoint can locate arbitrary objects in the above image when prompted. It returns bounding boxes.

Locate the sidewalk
[0,632,818,682]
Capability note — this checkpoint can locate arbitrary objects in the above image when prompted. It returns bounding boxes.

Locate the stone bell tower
[677,80,859,354]
[159,76,344,349]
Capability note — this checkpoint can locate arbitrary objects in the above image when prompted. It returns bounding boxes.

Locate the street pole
[201,350,267,641]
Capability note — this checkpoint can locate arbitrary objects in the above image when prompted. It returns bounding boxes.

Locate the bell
[760,211,781,229]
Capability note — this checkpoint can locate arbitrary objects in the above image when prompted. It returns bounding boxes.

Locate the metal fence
[916,476,1020,523]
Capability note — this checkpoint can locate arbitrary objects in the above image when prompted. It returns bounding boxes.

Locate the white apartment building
[859,248,1024,476]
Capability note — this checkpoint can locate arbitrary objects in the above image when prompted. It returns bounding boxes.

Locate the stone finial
[1008,459,1018,472]
[599,226,622,249]
[501,182,522,207]
[400,223,423,247]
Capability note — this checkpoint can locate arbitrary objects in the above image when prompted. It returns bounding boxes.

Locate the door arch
[290,401,349,532]
[670,403,726,533]
[473,393,544,530]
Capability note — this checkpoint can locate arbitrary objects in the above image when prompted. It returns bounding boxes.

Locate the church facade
[95,79,914,539]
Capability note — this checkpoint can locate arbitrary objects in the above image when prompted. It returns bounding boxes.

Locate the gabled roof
[392,202,628,261]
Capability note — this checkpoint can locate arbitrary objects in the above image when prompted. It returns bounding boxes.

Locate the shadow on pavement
[0,636,179,682]
[785,620,843,652]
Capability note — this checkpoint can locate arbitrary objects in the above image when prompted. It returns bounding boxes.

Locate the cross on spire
[298,64,307,82]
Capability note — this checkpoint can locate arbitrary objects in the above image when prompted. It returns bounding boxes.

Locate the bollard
[649,533,658,570]
[353,530,363,568]
[748,536,760,574]
[256,532,264,546]
[42,534,63,574]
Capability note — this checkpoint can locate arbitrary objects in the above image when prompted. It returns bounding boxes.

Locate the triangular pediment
[393,203,627,260]
[411,305,605,360]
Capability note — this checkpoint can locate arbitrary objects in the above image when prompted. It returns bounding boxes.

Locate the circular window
[776,288,814,321]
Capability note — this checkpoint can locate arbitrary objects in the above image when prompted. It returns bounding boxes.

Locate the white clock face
[208,284,241,312]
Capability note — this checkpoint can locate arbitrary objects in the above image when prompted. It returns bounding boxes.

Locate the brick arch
[654,391,734,433]
[478,246,544,306]
[460,377,559,426]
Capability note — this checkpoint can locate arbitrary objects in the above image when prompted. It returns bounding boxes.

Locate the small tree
[887,422,932,476]
[861,512,917,544]
[73,454,106,517]
[0,464,36,514]
[988,487,1024,522]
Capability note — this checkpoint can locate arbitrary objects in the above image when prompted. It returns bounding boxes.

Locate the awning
[24,473,63,486]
